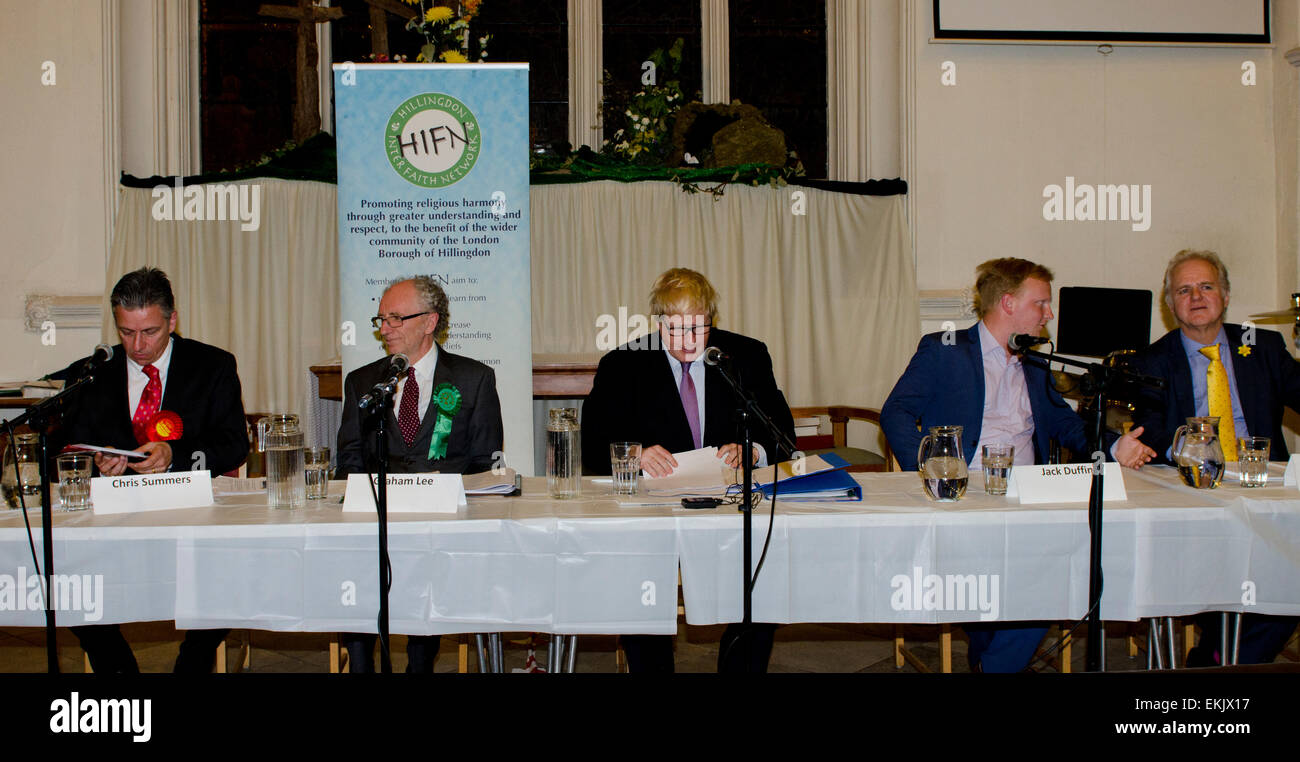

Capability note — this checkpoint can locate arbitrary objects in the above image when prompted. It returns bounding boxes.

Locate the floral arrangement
[601,38,687,164]
[398,0,489,64]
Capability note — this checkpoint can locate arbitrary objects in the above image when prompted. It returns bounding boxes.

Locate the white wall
[0,0,112,383]
[910,0,1285,345]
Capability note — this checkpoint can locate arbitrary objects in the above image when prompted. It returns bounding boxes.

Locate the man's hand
[1115,426,1156,469]
[716,443,758,469]
[93,452,129,477]
[127,441,173,474]
[640,445,678,478]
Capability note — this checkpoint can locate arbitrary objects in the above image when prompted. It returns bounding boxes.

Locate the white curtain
[530,181,919,410]
[107,179,339,422]
[108,178,917,437]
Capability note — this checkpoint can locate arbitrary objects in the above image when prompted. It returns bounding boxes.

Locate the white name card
[1283,455,1300,487]
[342,473,466,514]
[91,472,215,514]
[1006,462,1127,504]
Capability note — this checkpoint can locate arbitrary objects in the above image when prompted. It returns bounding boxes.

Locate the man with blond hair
[582,267,795,672]
[882,258,1153,672]
[1131,249,1300,665]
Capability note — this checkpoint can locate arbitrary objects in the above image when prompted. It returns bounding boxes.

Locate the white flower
[641,117,649,125]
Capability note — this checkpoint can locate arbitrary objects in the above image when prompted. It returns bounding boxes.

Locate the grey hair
[388,276,450,343]
[110,267,175,318]
[1163,250,1230,313]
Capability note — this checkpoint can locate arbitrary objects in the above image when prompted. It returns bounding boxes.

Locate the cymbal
[1247,308,1299,323]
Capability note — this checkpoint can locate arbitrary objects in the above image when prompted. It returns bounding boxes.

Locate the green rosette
[427,383,463,460]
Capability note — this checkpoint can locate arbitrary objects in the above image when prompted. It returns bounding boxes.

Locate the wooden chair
[788,406,895,472]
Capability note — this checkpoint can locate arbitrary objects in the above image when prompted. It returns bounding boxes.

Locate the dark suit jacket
[335,347,503,476]
[60,335,249,475]
[1130,324,1300,462]
[581,328,796,475]
[881,324,1099,471]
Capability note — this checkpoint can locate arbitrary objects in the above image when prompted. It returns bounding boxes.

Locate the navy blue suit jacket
[881,325,1097,471]
[1130,324,1300,462]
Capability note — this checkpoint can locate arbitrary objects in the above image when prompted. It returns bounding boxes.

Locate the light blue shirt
[1180,326,1249,439]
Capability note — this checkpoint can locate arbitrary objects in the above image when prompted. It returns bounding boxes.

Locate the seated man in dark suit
[61,267,249,673]
[881,258,1153,672]
[336,276,503,672]
[1130,249,1300,665]
[582,268,796,673]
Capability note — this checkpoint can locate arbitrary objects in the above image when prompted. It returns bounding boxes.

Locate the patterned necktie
[397,367,420,447]
[132,364,161,445]
[680,360,702,449]
[1199,345,1238,462]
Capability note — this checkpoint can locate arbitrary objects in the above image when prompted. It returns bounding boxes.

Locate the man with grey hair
[1131,249,1300,665]
[60,266,248,673]
[335,276,503,672]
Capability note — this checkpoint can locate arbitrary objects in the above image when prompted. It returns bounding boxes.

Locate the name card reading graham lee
[344,197,522,262]
[90,471,215,514]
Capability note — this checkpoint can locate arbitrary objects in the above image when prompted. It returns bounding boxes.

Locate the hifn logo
[386,93,480,187]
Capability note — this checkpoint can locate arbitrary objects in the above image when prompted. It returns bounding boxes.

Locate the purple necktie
[397,367,420,447]
[680,360,702,449]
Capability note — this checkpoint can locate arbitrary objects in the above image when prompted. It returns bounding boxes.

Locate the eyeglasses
[661,322,713,336]
[371,311,430,329]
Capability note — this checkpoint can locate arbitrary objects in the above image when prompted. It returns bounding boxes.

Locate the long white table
[1,466,1297,636]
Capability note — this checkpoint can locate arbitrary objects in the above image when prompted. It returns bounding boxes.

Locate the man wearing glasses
[335,276,504,671]
[582,267,796,672]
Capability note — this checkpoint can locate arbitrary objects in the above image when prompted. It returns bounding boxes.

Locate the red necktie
[397,367,420,447]
[132,364,161,445]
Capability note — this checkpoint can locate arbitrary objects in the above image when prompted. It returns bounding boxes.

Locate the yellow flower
[1238,345,1252,357]
[400,0,420,5]
[425,6,454,23]
[440,49,469,63]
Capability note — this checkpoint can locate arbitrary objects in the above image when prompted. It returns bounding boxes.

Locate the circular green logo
[385,93,480,187]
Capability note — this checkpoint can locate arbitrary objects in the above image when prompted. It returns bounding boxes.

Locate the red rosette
[147,411,183,442]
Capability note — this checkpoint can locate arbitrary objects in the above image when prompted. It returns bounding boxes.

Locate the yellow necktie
[1199,345,1238,462]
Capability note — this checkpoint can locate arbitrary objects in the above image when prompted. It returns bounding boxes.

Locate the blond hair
[974,258,1054,318]
[649,268,719,323]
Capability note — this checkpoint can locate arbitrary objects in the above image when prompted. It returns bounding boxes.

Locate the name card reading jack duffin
[91,472,215,514]
[1005,462,1127,504]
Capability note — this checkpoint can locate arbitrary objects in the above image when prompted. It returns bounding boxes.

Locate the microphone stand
[6,372,100,673]
[1015,344,1163,672]
[707,360,798,671]
[361,385,398,673]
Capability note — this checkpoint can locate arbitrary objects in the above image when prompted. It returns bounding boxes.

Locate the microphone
[1007,333,1050,352]
[77,344,114,380]
[703,346,729,366]
[358,353,410,410]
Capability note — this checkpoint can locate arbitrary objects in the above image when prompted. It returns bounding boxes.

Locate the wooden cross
[360,0,420,59]
[259,0,345,142]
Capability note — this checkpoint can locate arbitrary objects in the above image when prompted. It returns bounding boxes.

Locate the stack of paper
[642,447,731,497]
[464,468,519,495]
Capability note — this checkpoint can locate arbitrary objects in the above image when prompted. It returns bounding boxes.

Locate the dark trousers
[621,623,777,673]
[341,632,442,673]
[964,623,1049,673]
[1187,613,1299,666]
[72,624,230,674]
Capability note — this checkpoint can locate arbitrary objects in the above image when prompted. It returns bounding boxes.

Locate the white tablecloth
[1,467,1297,634]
